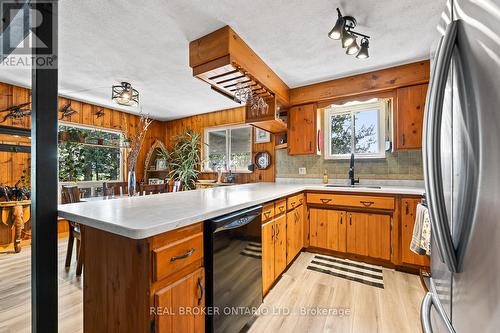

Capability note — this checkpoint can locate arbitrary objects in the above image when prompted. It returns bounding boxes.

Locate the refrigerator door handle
[421,292,456,333]
[423,20,459,273]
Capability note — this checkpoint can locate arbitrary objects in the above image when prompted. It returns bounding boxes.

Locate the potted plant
[168,130,204,191]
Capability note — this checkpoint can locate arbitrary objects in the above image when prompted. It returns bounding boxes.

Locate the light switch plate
[299,167,307,175]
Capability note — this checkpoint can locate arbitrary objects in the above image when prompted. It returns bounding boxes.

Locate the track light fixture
[328,8,371,59]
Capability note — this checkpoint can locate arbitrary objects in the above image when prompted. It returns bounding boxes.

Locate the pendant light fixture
[328,8,371,59]
[112,82,139,106]
[356,38,370,59]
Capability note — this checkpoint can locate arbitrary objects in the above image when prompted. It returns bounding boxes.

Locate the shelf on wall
[275,143,287,150]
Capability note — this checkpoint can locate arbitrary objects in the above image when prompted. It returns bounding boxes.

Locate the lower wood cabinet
[311,209,391,261]
[310,208,346,252]
[286,205,304,264]
[262,213,287,294]
[401,197,430,267]
[274,214,287,278]
[154,267,205,333]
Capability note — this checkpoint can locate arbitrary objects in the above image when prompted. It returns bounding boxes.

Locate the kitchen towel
[410,203,431,256]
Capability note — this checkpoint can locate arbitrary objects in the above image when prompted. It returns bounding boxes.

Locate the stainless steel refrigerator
[421,0,500,332]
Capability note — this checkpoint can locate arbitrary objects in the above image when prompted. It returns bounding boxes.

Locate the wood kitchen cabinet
[346,212,391,260]
[274,214,287,277]
[262,202,288,295]
[155,267,205,333]
[401,197,430,267]
[288,103,320,155]
[286,200,304,265]
[262,220,275,294]
[395,84,428,150]
[83,223,205,333]
[310,208,346,253]
[346,212,369,256]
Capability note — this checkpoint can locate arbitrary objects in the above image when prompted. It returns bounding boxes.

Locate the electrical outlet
[299,167,307,175]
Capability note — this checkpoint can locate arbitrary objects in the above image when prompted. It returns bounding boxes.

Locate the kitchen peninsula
[58,182,425,333]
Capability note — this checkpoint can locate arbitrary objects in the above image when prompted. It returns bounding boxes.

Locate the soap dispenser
[323,170,329,184]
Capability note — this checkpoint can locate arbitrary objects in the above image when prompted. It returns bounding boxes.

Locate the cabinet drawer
[153,233,203,282]
[307,193,394,210]
[275,199,287,216]
[287,193,304,210]
[262,203,275,222]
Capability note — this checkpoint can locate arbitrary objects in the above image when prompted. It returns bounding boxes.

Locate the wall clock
[255,151,272,170]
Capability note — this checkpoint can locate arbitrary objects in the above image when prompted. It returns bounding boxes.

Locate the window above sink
[324,99,390,160]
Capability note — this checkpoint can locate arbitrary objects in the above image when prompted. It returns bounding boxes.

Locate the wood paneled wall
[165,107,275,183]
[0,82,165,186]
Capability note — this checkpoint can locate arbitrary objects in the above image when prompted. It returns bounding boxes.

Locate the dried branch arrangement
[127,111,153,172]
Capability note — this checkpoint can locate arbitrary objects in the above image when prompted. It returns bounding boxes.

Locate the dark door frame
[2,1,59,331]
[30,1,59,332]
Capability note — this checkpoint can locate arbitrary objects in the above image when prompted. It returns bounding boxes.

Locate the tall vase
[128,170,136,196]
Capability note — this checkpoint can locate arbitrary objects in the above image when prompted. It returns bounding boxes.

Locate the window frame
[323,100,387,160]
[203,124,253,173]
[58,121,125,183]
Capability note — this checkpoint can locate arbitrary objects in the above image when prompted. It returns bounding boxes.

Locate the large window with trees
[58,124,123,182]
[203,125,252,173]
[324,99,388,159]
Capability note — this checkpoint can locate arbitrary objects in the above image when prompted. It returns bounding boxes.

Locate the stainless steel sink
[325,184,382,189]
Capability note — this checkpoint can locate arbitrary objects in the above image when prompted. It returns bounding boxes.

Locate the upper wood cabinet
[288,103,320,155]
[401,197,430,267]
[394,84,428,150]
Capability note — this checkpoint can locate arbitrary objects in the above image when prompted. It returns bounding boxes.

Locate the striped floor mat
[240,242,262,259]
[307,254,385,289]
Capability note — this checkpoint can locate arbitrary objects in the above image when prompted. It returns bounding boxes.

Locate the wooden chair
[61,185,84,276]
[103,181,128,196]
[139,183,167,195]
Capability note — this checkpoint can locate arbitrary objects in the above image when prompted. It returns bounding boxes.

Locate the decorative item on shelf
[254,128,271,143]
[112,82,139,106]
[59,103,78,120]
[95,107,105,118]
[328,8,371,59]
[155,158,167,171]
[127,111,152,196]
[255,151,272,170]
[143,139,169,181]
[148,178,164,185]
[0,102,31,123]
[169,130,203,190]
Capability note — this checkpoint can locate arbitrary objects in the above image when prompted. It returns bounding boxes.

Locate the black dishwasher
[204,205,263,333]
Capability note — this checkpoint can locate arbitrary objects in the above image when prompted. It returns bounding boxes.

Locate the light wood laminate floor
[0,239,82,333]
[0,242,423,333]
[249,252,425,333]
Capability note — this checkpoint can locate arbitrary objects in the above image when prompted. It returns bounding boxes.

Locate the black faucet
[348,153,359,186]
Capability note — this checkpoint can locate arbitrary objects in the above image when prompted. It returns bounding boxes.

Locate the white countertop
[58,182,424,239]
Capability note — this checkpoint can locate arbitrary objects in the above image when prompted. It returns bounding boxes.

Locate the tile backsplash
[275,149,423,180]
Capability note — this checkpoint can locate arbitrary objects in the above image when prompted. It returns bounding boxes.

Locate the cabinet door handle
[320,198,332,204]
[291,202,296,208]
[360,201,374,207]
[276,224,280,237]
[197,277,204,306]
[170,248,195,262]
[264,211,271,219]
[401,133,406,146]
[405,202,410,215]
[309,141,312,151]
[349,214,352,226]
[340,214,343,225]
[271,224,275,239]
[279,205,285,213]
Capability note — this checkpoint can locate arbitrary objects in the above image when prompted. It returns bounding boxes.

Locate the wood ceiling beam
[289,60,431,106]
